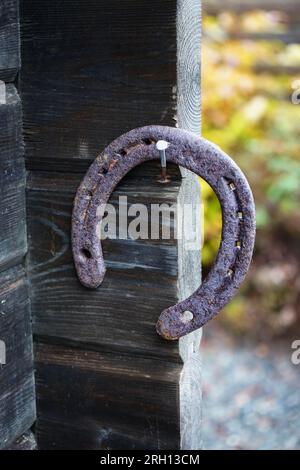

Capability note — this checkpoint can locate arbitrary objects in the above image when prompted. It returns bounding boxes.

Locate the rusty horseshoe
[72,126,255,340]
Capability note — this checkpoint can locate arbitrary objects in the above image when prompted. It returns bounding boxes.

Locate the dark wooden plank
[0,84,27,273]
[27,168,185,449]
[35,342,180,450]
[177,175,202,449]
[0,266,36,449]
[27,168,182,361]
[0,0,35,449]
[27,167,204,449]
[0,0,20,82]
[20,0,177,171]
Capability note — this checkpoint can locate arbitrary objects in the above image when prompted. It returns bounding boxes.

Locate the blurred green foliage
[201,10,300,340]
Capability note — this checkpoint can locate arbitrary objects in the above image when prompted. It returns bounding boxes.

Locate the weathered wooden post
[19,0,202,449]
[0,0,35,449]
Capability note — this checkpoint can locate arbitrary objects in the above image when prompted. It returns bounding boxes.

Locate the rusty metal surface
[72,126,256,340]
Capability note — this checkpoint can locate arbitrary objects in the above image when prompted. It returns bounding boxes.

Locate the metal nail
[156,140,170,182]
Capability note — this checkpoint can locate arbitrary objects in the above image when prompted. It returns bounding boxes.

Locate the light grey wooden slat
[177,0,202,450]
[0,265,36,449]
[0,83,27,273]
[27,167,183,449]
[177,0,202,135]
[35,343,181,450]
[0,0,35,450]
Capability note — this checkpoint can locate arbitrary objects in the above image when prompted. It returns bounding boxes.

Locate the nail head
[156,140,169,151]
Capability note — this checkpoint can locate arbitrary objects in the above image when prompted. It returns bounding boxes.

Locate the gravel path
[202,327,300,450]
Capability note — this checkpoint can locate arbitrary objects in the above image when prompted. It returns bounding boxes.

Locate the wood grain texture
[22,0,202,449]
[0,84,27,273]
[177,0,201,135]
[35,342,181,450]
[0,266,36,449]
[0,0,20,82]
[20,0,177,172]
[177,0,202,449]
[27,167,184,449]
[27,167,182,362]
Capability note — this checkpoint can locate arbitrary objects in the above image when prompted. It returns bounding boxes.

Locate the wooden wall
[20,0,202,449]
[20,0,178,172]
[0,0,35,450]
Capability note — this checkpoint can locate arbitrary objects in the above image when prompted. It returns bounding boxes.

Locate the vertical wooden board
[0,266,36,449]
[0,84,27,272]
[178,175,203,450]
[35,343,181,450]
[177,0,202,450]
[0,0,20,82]
[20,0,177,171]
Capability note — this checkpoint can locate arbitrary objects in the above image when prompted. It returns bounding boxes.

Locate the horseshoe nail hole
[228,182,236,191]
[81,248,92,259]
[119,149,127,156]
[142,138,153,145]
[181,310,194,324]
[237,211,243,219]
[84,189,93,199]
[236,240,242,249]
[226,268,234,278]
[102,167,108,175]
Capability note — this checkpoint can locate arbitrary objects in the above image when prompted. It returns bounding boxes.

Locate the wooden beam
[5,431,37,450]
[27,167,182,449]
[35,343,181,449]
[20,0,178,172]
[27,167,181,362]
[21,0,202,449]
